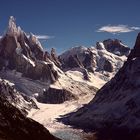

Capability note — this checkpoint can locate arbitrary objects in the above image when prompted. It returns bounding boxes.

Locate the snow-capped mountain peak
[59,40,130,82]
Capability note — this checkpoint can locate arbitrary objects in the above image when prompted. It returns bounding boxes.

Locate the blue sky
[0,0,140,53]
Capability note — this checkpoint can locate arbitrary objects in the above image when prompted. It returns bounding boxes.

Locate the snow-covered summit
[59,40,130,81]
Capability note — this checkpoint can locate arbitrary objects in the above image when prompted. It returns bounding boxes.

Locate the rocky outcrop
[37,86,77,104]
[23,61,59,83]
[0,91,60,140]
[0,16,59,84]
[103,39,130,56]
[0,79,37,115]
[103,59,113,72]
[64,55,84,69]
[82,48,96,73]
[60,33,140,140]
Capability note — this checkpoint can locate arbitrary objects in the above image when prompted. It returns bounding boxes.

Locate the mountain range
[0,16,138,140]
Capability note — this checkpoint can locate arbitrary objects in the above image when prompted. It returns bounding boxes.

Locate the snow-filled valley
[28,100,89,140]
[0,70,101,140]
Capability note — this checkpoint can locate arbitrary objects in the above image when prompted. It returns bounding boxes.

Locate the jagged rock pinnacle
[7,16,18,36]
[128,32,140,60]
[0,16,60,84]
[6,16,23,37]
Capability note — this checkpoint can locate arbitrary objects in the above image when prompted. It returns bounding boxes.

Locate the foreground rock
[0,80,60,140]
[60,33,140,140]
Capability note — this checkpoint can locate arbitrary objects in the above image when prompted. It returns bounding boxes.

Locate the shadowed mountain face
[0,80,61,140]
[59,33,140,140]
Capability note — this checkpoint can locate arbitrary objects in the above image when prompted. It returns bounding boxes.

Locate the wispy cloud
[35,35,55,40]
[97,25,140,34]
[0,35,54,40]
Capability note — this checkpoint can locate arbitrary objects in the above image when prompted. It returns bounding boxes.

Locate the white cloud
[131,27,140,30]
[0,35,54,40]
[35,35,54,40]
[97,25,140,34]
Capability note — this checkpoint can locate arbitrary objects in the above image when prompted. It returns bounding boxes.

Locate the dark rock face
[60,33,140,139]
[37,87,77,104]
[23,62,59,83]
[82,49,96,73]
[103,39,130,56]
[0,35,17,59]
[60,52,91,80]
[128,33,140,60]
[59,47,95,71]
[0,16,60,84]
[0,94,60,140]
[103,59,113,72]
[62,55,84,69]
